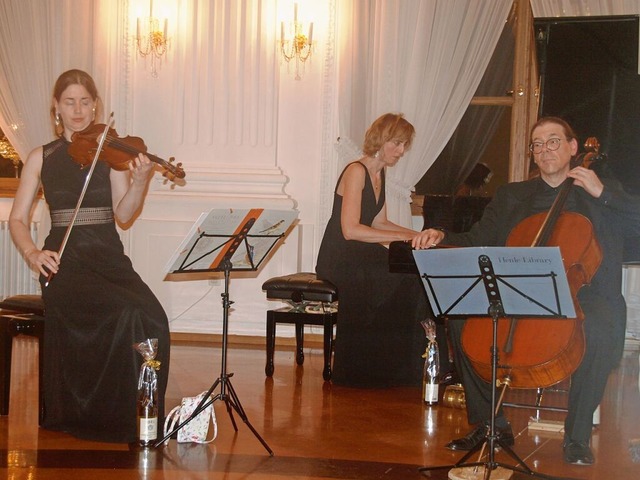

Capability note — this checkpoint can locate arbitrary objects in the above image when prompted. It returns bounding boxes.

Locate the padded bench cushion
[0,294,45,316]
[262,272,338,303]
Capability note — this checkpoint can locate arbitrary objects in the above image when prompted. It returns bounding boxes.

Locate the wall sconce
[280,3,314,80]
[0,130,21,178]
[136,0,169,77]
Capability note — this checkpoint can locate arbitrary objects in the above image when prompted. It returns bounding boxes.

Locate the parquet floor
[1,335,639,479]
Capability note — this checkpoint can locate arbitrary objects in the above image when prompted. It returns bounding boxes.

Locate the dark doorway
[535,15,640,195]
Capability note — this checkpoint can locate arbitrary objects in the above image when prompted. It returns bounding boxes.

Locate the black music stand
[412,246,580,480]
[156,208,298,454]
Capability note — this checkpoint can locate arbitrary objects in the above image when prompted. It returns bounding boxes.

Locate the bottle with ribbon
[134,338,161,447]
[421,319,440,406]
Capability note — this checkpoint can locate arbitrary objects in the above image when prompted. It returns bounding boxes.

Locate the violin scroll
[145,153,185,180]
[160,156,181,183]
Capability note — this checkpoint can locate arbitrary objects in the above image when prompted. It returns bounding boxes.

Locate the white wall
[123,0,331,337]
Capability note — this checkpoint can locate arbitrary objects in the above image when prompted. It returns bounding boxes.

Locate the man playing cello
[420,116,640,465]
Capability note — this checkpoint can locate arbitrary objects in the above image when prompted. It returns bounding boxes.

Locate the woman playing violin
[9,69,170,443]
[422,116,640,465]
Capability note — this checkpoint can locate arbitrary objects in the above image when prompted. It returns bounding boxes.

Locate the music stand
[156,208,298,454]
[412,246,580,480]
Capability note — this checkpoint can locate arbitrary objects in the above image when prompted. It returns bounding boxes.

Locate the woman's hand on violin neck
[129,153,155,185]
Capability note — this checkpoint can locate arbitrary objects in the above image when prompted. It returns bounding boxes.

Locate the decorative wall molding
[145,167,296,216]
[318,0,339,245]
[167,0,279,161]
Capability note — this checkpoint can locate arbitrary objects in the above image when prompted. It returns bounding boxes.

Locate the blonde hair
[363,113,415,156]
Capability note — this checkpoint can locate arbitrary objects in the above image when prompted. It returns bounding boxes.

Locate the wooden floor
[1,335,639,480]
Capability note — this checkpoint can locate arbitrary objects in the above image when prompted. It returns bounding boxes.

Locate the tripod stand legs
[420,433,578,480]
[213,373,274,455]
[154,372,273,455]
[155,264,273,455]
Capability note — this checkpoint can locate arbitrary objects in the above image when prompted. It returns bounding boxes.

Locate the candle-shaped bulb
[163,18,167,38]
[294,3,298,23]
[308,22,313,44]
[281,21,285,43]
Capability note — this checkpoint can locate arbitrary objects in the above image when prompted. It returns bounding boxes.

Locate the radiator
[0,220,39,298]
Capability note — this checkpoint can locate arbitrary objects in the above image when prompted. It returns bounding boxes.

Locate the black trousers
[447,299,619,443]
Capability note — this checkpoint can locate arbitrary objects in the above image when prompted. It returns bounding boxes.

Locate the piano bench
[262,273,338,381]
[0,294,46,424]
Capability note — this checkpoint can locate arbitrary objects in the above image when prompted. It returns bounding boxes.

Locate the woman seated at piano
[315,112,435,388]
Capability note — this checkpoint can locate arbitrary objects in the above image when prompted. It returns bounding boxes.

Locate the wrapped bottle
[421,320,440,405]
[134,338,161,447]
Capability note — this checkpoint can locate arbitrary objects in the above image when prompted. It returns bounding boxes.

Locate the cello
[460,138,604,389]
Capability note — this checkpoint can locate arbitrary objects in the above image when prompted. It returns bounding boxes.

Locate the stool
[0,294,45,424]
[262,273,338,381]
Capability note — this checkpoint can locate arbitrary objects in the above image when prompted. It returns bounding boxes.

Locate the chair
[262,273,338,381]
[0,294,45,424]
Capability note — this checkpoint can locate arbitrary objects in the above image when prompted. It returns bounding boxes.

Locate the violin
[68,123,185,181]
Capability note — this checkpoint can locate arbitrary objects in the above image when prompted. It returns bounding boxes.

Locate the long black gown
[39,138,170,443]
[316,161,430,388]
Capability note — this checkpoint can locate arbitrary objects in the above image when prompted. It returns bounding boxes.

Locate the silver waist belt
[50,207,114,227]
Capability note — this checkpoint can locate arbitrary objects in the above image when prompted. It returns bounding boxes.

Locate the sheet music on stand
[412,246,576,319]
[164,208,298,274]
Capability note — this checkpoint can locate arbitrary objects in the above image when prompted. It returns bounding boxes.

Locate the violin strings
[99,133,183,179]
[104,134,168,166]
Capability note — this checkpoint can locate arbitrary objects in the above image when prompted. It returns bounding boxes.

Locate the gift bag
[163,391,218,444]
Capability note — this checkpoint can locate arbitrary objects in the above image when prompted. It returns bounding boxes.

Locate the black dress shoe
[445,422,515,451]
[563,440,594,465]
[440,370,460,386]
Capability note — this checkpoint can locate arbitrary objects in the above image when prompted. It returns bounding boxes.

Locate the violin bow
[45,113,114,287]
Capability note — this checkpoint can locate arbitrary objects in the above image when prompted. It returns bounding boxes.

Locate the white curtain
[423,19,516,196]
[0,0,124,160]
[335,0,513,227]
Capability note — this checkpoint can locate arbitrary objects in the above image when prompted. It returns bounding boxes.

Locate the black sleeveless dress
[39,138,170,443]
[316,161,430,388]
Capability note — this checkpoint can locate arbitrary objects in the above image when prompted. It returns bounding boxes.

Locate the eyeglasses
[529,138,564,154]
